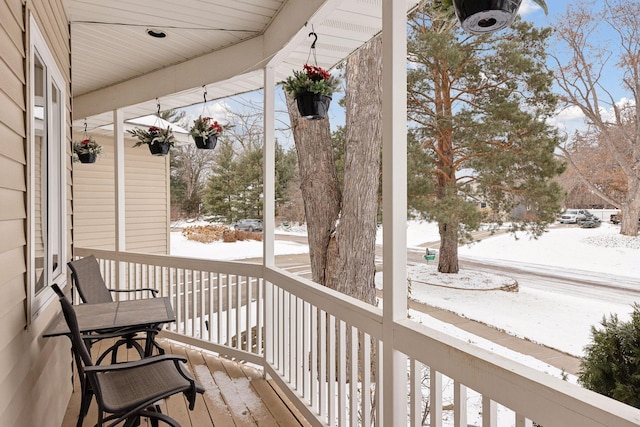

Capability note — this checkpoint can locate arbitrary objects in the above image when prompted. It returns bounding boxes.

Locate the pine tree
[204,140,238,221]
[579,305,640,409]
[407,5,565,273]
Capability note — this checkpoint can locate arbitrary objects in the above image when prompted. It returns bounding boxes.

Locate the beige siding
[0,1,72,426]
[72,133,170,254]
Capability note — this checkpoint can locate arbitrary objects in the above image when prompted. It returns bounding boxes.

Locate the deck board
[61,338,309,427]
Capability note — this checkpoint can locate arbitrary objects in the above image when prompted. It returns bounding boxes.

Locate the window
[29,17,66,318]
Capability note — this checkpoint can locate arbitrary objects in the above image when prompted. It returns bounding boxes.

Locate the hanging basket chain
[83,118,89,140]
[201,86,214,118]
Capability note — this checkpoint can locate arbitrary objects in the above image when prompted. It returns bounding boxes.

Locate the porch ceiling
[66,0,419,132]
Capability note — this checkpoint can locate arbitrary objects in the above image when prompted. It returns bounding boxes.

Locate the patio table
[43,297,175,351]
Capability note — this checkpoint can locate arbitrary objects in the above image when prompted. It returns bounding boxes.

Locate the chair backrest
[51,284,94,368]
[67,255,113,304]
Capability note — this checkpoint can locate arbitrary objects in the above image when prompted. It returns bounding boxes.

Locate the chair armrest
[108,288,159,297]
[84,354,187,373]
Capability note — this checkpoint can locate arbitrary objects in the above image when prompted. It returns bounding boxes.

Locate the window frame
[28,15,67,319]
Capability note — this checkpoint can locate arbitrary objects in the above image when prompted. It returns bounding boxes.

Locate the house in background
[2,0,640,426]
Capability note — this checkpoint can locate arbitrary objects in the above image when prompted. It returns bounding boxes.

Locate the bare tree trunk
[327,36,383,305]
[621,180,640,236]
[285,95,341,285]
[285,37,382,306]
[438,221,459,273]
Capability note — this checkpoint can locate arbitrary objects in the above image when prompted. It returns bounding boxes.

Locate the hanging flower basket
[148,141,172,156]
[194,135,218,150]
[77,152,97,164]
[73,136,102,163]
[280,64,341,120]
[128,125,175,156]
[189,116,224,150]
[295,92,332,120]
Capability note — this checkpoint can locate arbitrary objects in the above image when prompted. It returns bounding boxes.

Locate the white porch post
[263,66,276,267]
[382,0,408,425]
[113,109,126,289]
[263,66,276,369]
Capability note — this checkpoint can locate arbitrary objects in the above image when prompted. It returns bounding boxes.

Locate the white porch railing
[74,248,640,427]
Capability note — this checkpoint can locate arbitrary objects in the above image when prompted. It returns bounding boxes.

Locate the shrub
[222,229,237,243]
[182,225,228,243]
[222,229,263,243]
[579,304,640,408]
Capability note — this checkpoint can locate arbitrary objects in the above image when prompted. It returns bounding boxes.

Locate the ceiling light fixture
[146,29,167,38]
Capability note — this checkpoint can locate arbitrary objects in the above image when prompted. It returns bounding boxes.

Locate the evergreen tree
[234,145,263,219]
[579,305,640,409]
[204,140,238,221]
[275,142,298,211]
[407,5,565,273]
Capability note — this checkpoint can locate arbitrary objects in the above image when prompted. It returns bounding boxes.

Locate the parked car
[559,209,587,224]
[230,219,263,232]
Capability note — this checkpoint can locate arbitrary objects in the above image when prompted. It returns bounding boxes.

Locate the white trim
[382,0,408,424]
[28,14,68,319]
[263,66,275,267]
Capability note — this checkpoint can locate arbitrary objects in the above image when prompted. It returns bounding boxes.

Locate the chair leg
[76,389,93,427]
[138,409,180,427]
[145,330,165,357]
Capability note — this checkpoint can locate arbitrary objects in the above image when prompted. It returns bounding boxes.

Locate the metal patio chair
[51,284,203,427]
[67,255,164,364]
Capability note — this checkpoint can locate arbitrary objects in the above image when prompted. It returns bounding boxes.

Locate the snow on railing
[74,248,640,427]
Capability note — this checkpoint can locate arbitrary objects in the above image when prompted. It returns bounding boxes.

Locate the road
[273,232,640,305]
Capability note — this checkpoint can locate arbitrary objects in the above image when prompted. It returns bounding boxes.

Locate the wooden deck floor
[62,338,311,427]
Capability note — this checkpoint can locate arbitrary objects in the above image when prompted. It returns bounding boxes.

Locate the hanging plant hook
[203,86,208,104]
[156,98,161,116]
[309,31,318,49]
[83,118,88,133]
[306,27,318,66]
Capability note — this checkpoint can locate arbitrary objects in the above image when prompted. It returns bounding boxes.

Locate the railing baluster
[410,358,420,427]
[350,326,358,427]
[483,396,497,427]
[319,309,327,420]
[235,275,241,350]
[278,287,284,372]
[516,413,533,427]
[297,295,303,391]
[226,273,232,347]
[264,280,273,366]
[284,290,290,381]
[191,269,197,337]
[257,278,263,356]
[338,320,346,426]
[311,305,318,412]
[303,300,310,401]
[376,340,383,426]
[328,315,336,426]
[430,368,442,427]
[288,292,294,385]
[207,272,213,341]
[454,381,468,427]
[362,333,371,427]
[247,276,253,352]
[217,273,222,344]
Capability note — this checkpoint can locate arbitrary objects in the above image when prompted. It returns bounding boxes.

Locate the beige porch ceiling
[67,0,420,133]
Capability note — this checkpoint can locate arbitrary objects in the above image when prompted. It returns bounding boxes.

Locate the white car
[559,209,587,224]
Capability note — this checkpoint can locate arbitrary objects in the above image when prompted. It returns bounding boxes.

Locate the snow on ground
[171,219,640,360]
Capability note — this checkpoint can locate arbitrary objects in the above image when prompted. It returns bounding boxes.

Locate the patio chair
[51,284,203,427]
[67,255,164,364]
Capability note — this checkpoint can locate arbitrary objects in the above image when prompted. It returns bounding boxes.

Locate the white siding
[72,133,169,254]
